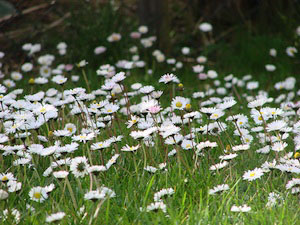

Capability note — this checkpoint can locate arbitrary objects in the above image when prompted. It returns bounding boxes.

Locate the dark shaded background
[0,0,299,68]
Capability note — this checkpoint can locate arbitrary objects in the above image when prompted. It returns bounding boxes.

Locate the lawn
[0,2,300,225]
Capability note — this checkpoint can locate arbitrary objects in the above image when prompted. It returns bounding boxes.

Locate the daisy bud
[185,103,192,111]
[29,78,35,84]
[226,145,231,152]
[294,152,300,159]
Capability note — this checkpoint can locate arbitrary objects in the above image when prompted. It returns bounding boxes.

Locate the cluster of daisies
[0,22,300,223]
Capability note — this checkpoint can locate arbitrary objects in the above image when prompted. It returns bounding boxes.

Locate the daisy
[126,115,140,128]
[34,104,57,115]
[105,154,120,169]
[139,85,154,94]
[121,144,140,152]
[46,212,66,223]
[286,178,300,189]
[52,75,67,85]
[39,66,52,77]
[266,192,282,207]
[54,130,72,137]
[196,141,218,151]
[265,64,276,72]
[153,188,175,202]
[144,166,158,173]
[165,134,183,145]
[7,180,22,192]
[11,71,23,81]
[231,204,251,212]
[53,171,69,179]
[207,70,218,79]
[208,184,229,195]
[2,208,21,223]
[29,186,48,202]
[256,145,270,154]
[112,71,126,83]
[159,73,180,84]
[0,189,8,200]
[91,141,111,150]
[171,96,190,110]
[232,144,250,151]
[217,99,237,110]
[84,190,105,201]
[209,161,229,171]
[87,165,107,175]
[70,156,89,178]
[159,124,180,138]
[269,48,277,57]
[145,201,167,213]
[21,62,33,72]
[243,168,264,181]
[286,46,298,57]
[77,59,88,67]
[266,120,286,132]
[64,123,77,134]
[199,22,213,32]
[0,172,16,182]
[219,153,238,161]
[210,110,225,120]
[248,98,267,108]
[72,132,95,143]
[3,79,15,88]
[168,149,177,157]
[107,33,121,42]
[102,103,119,114]
[271,142,288,152]
[94,46,106,55]
[181,139,195,150]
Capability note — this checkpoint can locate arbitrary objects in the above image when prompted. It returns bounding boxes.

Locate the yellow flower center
[185,104,191,110]
[239,121,243,125]
[132,120,137,123]
[178,83,183,88]
[33,192,41,199]
[107,109,112,113]
[40,107,46,113]
[67,127,73,132]
[186,144,191,148]
[258,116,263,121]
[79,135,86,139]
[249,172,256,177]
[2,176,8,181]
[175,102,182,108]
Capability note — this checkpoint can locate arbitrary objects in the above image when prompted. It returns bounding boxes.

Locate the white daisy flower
[243,168,264,181]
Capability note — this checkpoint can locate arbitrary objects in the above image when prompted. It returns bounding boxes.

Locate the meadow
[1,3,300,225]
